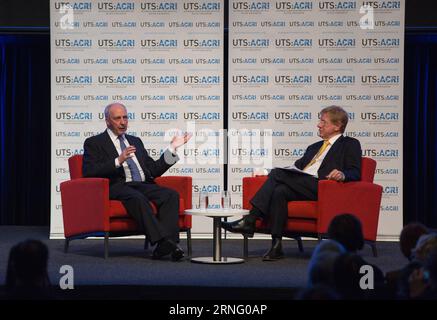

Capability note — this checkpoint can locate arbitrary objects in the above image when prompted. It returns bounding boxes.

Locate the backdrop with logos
[228,0,404,239]
[51,0,404,240]
[50,0,224,238]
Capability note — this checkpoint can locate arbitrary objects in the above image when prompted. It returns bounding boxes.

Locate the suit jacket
[294,135,361,182]
[82,131,178,187]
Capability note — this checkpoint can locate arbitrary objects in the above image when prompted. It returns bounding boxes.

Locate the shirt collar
[327,133,342,145]
[106,128,123,143]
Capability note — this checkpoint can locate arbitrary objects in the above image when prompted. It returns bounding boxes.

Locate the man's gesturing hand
[326,169,345,182]
[170,132,193,150]
[118,145,136,164]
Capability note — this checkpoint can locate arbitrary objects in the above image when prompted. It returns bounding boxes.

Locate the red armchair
[242,157,383,257]
[60,155,192,258]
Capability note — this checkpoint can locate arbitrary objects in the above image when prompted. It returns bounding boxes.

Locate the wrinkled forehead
[107,104,127,117]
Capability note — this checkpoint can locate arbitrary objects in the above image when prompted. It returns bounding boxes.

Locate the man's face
[106,104,128,136]
[317,112,341,140]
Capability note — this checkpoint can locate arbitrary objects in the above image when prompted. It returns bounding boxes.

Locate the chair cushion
[287,201,318,219]
[285,218,318,233]
[109,199,186,218]
[109,201,128,218]
[109,218,139,232]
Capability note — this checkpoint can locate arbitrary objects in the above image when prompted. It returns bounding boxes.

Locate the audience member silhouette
[391,233,437,299]
[327,213,364,252]
[307,239,346,288]
[5,239,52,299]
[386,223,430,297]
[332,252,385,300]
[417,247,437,299]
[400,223,429,261]
[396,260,425,299]
[411,233,437,262]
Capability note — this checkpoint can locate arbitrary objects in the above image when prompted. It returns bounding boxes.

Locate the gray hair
[104,103,126,120]
[320,105,349,133]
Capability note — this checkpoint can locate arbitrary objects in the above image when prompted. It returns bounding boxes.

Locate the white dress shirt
[107,129,146,182]
[303,134,342,178]
[107,129,177,183]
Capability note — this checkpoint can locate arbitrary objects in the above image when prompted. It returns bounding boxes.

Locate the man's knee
[272,184,292,199]
[269,168,280,178]
[159,188,179,205]
[123,193,149,210]
[165,188,179,200]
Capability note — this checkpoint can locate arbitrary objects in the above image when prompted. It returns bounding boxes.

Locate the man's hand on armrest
[326,169,345,182]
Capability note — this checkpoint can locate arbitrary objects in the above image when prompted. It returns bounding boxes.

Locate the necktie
[118,136,142,182]
[304,140,330,170]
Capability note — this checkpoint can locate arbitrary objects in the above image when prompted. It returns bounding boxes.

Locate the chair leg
[64,239,70,253]
[243,235,248,258]
[296,237,304,253]
[186,229,192,257]
[104,232,109,259]
[144,236,149,250]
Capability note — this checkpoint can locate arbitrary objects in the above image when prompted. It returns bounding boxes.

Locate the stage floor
[0,226,405,299]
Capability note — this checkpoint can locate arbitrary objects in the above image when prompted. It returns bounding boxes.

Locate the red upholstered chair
[242,157,383,257]
[60,155,192,259]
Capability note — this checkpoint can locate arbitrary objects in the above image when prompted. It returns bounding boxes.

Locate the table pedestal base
[184,210,250,265]
[191,257,245,264]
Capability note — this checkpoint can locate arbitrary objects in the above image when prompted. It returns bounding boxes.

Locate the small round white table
[185,208,250,264]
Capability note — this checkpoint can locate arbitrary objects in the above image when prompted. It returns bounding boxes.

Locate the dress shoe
[262,239,284,261]
[171,245,185,262]
[152,239,174,259]
[153,239,185,261]
[221,216,256,237]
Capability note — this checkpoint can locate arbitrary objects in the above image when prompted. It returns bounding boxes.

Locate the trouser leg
[268,184,298,237]
[110,183,179,244]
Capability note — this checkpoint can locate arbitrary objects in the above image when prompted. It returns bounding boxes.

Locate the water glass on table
[221,191,231,210]
[199,191,209,210]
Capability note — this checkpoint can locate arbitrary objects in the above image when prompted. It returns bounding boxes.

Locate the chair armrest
[317,180,383,241]
[60,178,111,237]
[155,176,192,210]
[242,176,268,210]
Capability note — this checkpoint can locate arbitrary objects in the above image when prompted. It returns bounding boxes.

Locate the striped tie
[118,136,142,182]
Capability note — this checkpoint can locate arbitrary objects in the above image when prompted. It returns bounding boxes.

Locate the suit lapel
[302,140,323,167]
[319,135,344,169]
[101,130,119,160]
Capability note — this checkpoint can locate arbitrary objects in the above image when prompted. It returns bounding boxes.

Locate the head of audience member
[327,213,364,252]
[399,223,429,261]
[411,233,437,262]
[307,239,346,287]
[6,240,51,294]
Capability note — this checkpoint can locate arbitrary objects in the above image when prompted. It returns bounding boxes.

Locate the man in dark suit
[82,103,191,261]
[222,105,362,261]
